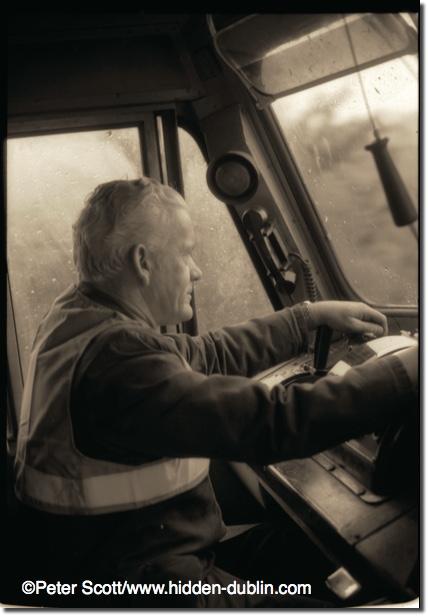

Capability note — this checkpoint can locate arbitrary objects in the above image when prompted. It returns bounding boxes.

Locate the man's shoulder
[89,321,179,356]
[74,322,185,384]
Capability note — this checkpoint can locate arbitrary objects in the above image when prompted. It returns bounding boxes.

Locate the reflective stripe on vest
[17,457,210,515]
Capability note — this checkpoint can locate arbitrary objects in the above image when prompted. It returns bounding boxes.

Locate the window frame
[204,43,418,317]
[7,275,24,429]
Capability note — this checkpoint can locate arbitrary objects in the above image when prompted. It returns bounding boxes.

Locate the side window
[7,128,143,377]
[178,127,273,333]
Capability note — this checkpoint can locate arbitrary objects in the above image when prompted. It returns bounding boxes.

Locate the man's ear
[130,243,151,286]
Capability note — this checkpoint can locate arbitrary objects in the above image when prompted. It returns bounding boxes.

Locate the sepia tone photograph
[5,10,419,608]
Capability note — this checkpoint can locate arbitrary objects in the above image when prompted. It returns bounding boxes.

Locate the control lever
[314,325,333,375]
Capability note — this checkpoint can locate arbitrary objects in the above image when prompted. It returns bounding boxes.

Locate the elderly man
[14,178,417,607]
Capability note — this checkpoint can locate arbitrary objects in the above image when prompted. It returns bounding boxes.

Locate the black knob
[314,326,333,375]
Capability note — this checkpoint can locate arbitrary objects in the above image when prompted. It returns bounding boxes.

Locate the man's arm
[166,304,309,377]
[164,301,388,378]
[71,327,416,466]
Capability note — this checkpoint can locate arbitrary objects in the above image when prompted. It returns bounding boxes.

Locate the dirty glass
[215,13,416,97]
[7,128,143,377]
[272,55,418,306]
[178,128,272,333]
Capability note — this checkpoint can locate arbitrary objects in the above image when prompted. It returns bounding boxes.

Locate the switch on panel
[326,567,361,600]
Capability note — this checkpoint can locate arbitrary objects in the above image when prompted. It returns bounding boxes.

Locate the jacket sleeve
[71,326,417,466]
[163,304,310,377]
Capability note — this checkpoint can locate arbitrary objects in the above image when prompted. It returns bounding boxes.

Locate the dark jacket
[17,282,416,584]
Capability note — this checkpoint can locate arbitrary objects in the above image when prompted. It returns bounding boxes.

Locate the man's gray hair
[73,177,185,282]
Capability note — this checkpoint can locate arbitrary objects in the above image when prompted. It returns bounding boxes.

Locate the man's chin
[180,307,194,323]
[164,304,193,326]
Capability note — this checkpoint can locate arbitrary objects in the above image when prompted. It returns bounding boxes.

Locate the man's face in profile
[143,203,202,326]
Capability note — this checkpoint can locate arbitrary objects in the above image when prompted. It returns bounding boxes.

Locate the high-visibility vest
[14,285,210,515]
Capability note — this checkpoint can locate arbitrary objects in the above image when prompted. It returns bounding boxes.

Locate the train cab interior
[6,11,419,607]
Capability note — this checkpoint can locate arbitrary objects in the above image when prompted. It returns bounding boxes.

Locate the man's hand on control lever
[307,301,388,337]
[307,300,418,388]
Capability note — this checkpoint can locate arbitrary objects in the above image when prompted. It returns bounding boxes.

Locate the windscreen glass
[272,54,418,306]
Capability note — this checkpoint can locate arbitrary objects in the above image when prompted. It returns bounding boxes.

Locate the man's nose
[191,261,202,282]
